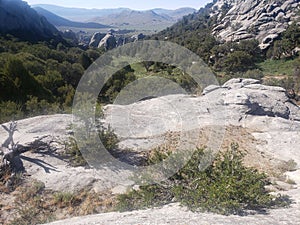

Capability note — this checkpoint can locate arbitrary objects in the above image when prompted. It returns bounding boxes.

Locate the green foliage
[25,96,61,117]
[65,103,119,167]
[222,51,255,73]
[0,37,92,122]
[67,125,119,167]
[65,137,87,167]
[79,52,93,69]
[99,125,119,152]
[99,65,136,103]
[258,58,297,76]
[268,22,300,59]
[8,181,53,225]
[0,101,24,123]
[242,69,264,80]
[117,144,291,215]
[53,192,79,208]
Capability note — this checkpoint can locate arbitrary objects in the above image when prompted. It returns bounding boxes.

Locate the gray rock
[202,85,221,95]
[211,0,300,49]
[130,33,146,42]
[103,79,300,158]
[98,33,117,50]
[275,181,297,191]
[2,78,300,224]
[89,32,105,48]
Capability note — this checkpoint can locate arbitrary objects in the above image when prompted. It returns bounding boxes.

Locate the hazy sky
[25,0,213,10]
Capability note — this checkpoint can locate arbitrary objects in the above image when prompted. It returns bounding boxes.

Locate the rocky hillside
[211,0,300,49]
[156,0,300,50]
[1,79,300,224]
[0,0,60,42]
[48,79,300,225]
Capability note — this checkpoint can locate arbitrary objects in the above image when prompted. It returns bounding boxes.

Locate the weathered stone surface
[130,33,146,42]
[0,114,134,193]
[104,79,300,154]
[46,177,300,224]
[211,0,300,49]
[89,32,105,48]
[2,79,300,225]
[98,33,117,50]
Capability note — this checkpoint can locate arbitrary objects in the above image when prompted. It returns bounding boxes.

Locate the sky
[24,0,213,10]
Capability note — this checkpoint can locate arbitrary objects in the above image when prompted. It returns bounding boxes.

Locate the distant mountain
[152,8,196,20]
[91,8,196,26]
[89,10,174,28]
[33,4,131,22]
[0,0,60,42]
[33,7,111,29]
[32,4,196,31]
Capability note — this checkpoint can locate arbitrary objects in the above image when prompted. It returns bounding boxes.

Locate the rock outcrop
[89,32,106,47]
[104,78,300,159]
[210,0,300,49]
[2,79,300,225]
[89,31,145,49]
[130,33,146,42]
[0,0,60,42]
[98,33,117,50]
[45,78,300,225]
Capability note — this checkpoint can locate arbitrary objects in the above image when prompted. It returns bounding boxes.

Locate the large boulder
[89,32,105,48]
[103,79,300,164]
[130,33,146,42]
[98,33,117,50]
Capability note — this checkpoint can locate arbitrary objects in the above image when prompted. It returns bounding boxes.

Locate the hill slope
[155,0,300,49]
[33,4,131,21]
[33,7,111,29]
[89,10,174,28]
[0,0,60,42]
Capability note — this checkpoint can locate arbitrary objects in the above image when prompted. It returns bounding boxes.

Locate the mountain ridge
[0,0,61,42]
[32,4,196,26]
[33,6,112,29]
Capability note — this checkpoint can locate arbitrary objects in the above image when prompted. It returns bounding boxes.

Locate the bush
[0,101,24,123]
[116,143,291,215]
[53,192,80,208]
[65,125,119,167]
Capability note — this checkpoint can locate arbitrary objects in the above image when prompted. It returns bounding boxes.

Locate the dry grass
[142,126,285,176]
[1,179,118,225]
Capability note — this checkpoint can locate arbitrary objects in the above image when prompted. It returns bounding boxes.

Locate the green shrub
[65,137,88,167]
[116,143,291,215]
[65,125,119,167]
[53,192,79,208]
[0,101,24,123]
